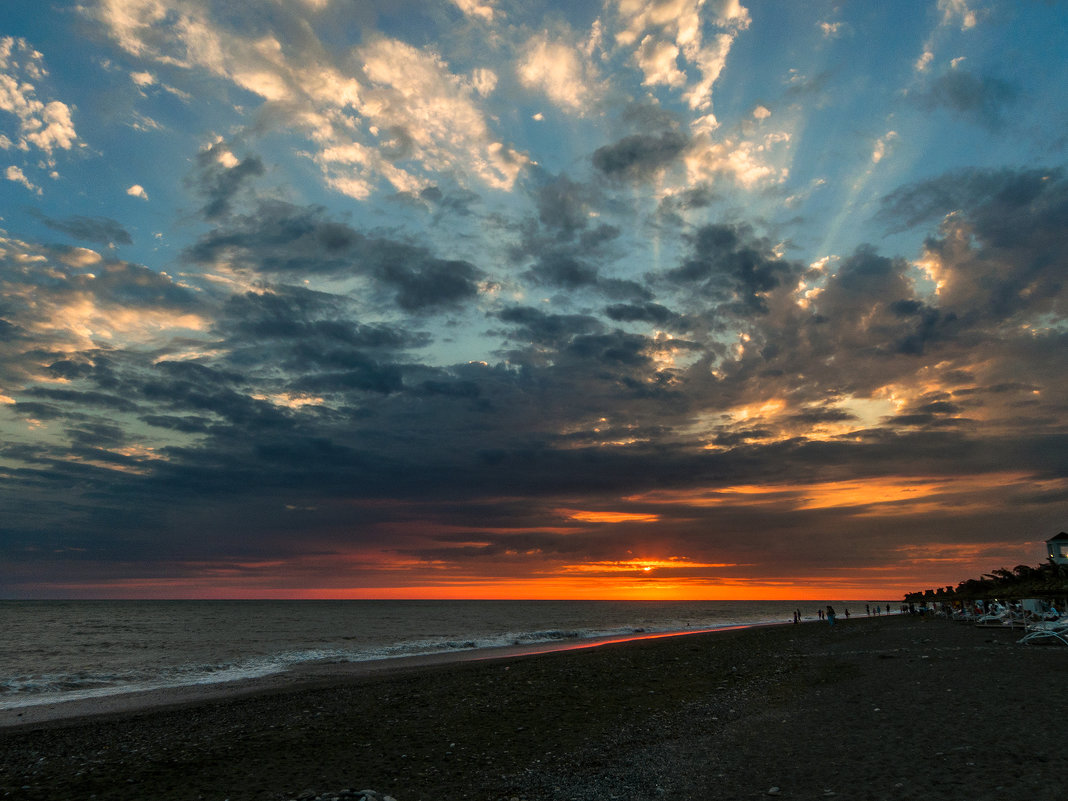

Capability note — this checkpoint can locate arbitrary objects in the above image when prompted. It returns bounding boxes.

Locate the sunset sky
[2,0,1067,600]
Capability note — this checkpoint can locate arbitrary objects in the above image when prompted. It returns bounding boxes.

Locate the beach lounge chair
[1017,616,1068,646]
[975,608,1021,628]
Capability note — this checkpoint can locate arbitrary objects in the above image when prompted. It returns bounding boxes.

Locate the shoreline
[2,614,1062,800]
[0,623,763,729]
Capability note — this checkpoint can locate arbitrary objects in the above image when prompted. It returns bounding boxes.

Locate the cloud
[535,173,594,236]
[0,36,79,156]
[4,5,1068,598]
[684,128,789,188]
[592,131,690,179]
[878,166,1064,237]
[524,253,599,289]
[376,254,484,312]
[872,131,897,164]
[604,301,688,331]
[497,306,603,348]
[612,0,751,111]
[904,170,1068,323]
[635,35,686,88]
[190,141,265,220]
[5,165,39,193]
[217,287,429,390]
[0,234,207,380]
[938,0,980,30]
[664,222,799,312]
[913,68,1018,128]
[818,21,845,38]
[517,30,604,114]
[451,0,496,23]
[185,200,484,312]
[90,1,528,198]
[33,213,133,246]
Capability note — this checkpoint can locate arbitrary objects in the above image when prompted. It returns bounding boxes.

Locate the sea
[0,599,880,711]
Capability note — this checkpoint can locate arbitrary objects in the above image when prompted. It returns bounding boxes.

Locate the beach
[1,614,1063,800]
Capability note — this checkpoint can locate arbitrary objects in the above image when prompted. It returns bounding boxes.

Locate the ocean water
[0,599,871,710]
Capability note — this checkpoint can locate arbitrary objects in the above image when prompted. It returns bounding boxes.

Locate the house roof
[1048,531,1068,542]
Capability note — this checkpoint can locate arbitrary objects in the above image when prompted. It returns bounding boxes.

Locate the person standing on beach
[826,605,836,626]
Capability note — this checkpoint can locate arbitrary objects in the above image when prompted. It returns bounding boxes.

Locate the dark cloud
[536,173,592,235]
[886,395,971,429]
[884,167,1068,322]
[787,407,856,426]
[579,223,621,250]
[887,300,957,356]
[186,201,483,311]
[596,277,655,301]
[141,413,215,434]
[665,222,800,312]
[914,69,1018,128]
[414,185,480,216]
[657,186,719,224]
[119,359,301,434]
[184,201,364,273]
[604,301,687,330]
[21,387,141,413]
[620,102,684,134]
[524,253,599,288]
[82,261,202,309]
[376,254,483,312]
[566,330,651,367]
[11,401,75,421]
[3,164,1067,597]
[32,213,133,246]
[66,421,128,447]
[497,306,602,347]
[377,125,415,161]
[592,131,689,179]
[191,143,266,220]
[220,286,426,350]
[293,356,406,395]
[879,167,1063,231]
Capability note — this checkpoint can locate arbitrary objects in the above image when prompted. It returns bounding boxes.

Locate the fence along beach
[1,611,1063,800]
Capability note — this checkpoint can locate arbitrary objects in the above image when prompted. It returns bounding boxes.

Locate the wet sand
[1,614,1064,800]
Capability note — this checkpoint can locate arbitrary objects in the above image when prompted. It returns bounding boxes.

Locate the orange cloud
[627,472,1065,515]
[560,557,738,574]
[561,509,661,523]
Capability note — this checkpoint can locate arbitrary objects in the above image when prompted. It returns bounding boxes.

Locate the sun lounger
[975,609,1024,628]
[1018,616,1068,646]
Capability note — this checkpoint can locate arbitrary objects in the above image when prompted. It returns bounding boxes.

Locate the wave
[0,602,815,710]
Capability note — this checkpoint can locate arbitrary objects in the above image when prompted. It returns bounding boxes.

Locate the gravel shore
[1,614,1064,800]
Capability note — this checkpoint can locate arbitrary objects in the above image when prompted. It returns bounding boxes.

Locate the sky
[1,0,1067,601]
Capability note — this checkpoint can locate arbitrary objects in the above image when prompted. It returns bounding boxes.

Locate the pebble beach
[1,614,1064,800]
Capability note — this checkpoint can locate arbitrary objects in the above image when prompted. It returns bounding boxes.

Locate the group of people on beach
[792,603,895,625]
[791,606,851,624]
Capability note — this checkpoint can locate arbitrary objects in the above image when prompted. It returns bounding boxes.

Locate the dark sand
[1,614,1064,800]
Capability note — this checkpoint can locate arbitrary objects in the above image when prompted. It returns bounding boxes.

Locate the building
[1048,532,1068,565]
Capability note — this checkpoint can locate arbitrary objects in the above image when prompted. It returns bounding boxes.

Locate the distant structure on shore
[1048,532,1068,565]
